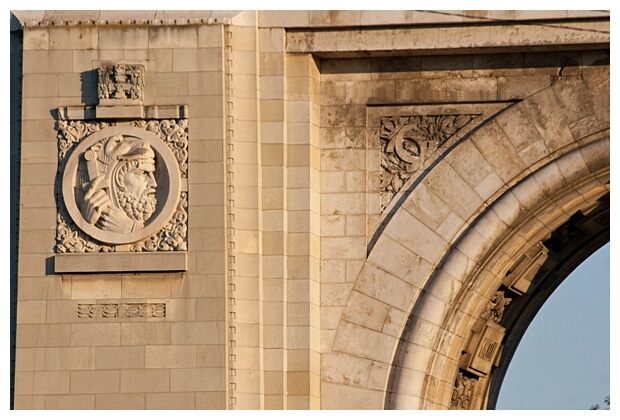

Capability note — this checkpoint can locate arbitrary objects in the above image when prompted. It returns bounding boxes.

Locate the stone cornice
[11,10,610,29]
[11,10,244,28]
[287,19,610,57]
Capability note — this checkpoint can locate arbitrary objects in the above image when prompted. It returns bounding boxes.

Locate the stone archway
[322,76,609,409]
[485,190,609,410]
[387,147,609,409]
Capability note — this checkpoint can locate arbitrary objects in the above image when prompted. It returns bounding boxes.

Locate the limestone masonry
[10,10,610,409]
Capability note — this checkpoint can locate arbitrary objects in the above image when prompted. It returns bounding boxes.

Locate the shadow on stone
[80,69,98,105]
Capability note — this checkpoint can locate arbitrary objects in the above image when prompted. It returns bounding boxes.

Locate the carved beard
[117,188,157,223]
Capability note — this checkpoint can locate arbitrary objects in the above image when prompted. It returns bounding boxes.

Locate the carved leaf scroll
[133,119,189,178]
[379,114,476,212]
[481,290,512,323]
[130,191,188,252]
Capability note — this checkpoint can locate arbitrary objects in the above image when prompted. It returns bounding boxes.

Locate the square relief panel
[56,119,188,253]
[53,62,189,273]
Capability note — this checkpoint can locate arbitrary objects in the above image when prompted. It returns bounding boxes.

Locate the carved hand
[97,206,134,233]
[80,176,110,224]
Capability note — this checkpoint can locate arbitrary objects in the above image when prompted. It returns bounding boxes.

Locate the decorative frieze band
[77,303,166,318]
[21,17,232,28]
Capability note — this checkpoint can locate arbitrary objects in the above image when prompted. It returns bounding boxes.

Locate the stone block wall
[315,49,609,409]
[316,47,610,368]
[14,23,228,409]
[11,10,609,410]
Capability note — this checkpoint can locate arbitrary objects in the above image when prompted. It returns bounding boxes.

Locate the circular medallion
[62,126,181,245]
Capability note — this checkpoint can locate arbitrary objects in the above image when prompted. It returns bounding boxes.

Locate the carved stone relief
[98,63,145,102]
[56,121,116,253]
[56,121,188,252]
[481,290,513,323]
[450,372,477,410]
[379,114,476,212]
[79,135,158,234]
[77,303,166,318]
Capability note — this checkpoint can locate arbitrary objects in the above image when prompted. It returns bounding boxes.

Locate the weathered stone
[11,10,609,412]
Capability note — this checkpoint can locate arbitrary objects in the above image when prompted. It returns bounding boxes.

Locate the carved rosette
[380,114,476,212]
[55,119,189,253]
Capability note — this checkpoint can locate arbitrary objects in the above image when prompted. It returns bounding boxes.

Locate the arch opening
[487,196,609,409]
[494,242,610,409]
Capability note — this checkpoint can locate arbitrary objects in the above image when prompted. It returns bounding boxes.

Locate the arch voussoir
[589,78,610,127]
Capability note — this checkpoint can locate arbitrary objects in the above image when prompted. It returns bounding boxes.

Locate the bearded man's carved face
[115,157,158,223]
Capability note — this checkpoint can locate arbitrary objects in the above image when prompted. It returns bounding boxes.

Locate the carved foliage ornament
[450,372,477,410]
[56,120,188,252]
[380,114,476,212]
[481,290,512,323]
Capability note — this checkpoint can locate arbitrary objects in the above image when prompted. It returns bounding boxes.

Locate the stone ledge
[54,252,187,273]
[12,10,241,28]
[12,11,610,30]
[57,105,189,121]
[287,20,610,57]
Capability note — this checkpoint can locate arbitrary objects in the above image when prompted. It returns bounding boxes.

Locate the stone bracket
[460,320,505,378]
[503,242,549,295]
[54,251,187,273]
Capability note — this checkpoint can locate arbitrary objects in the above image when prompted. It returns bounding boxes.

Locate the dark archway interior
[487,192,610,409]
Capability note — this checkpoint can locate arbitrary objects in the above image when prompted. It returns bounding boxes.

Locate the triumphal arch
[10,10,609,409]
